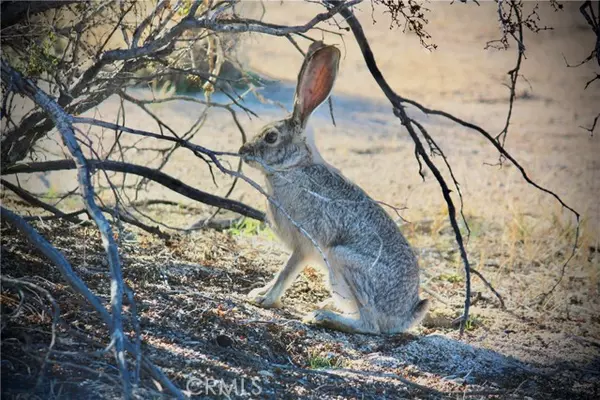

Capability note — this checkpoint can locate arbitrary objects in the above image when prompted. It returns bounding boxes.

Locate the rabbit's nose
[238,143,250,155]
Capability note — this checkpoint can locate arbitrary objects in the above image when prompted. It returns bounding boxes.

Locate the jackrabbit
[239,42,428,334]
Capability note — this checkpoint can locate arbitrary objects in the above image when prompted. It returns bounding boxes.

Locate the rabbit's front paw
[247,286,282,309]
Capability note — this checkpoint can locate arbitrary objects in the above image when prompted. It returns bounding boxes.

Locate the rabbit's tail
[410,298,430,326]
[387,298,430,334]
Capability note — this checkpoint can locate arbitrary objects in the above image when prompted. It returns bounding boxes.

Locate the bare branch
[98,205,170,240]
[131,0,171,49]
[0,206,112,326]
[581,112,599,136]
[410,118,471,240]
[1,59,131,396]
[0,206,185,398]
[5,159,266,222]
[495,0,526,147]
[469,267,505,309]
[1,276,61,389]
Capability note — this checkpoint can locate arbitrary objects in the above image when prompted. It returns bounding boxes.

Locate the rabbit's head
[239,42,340,173]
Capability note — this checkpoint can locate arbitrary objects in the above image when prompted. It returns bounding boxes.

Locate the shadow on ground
[1,219,597,399]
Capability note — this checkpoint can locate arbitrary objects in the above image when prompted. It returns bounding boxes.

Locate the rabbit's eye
[264,130,278,144]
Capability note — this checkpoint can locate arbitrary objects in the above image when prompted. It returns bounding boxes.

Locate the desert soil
[1,1,599,399]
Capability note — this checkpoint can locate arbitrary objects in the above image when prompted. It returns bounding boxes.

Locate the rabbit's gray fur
[239,43,428,334]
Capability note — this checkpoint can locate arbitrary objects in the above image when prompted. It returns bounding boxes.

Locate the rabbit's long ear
[292,42,341,128]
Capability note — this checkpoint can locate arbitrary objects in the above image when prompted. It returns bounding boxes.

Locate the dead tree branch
[0,206,185,398]
[0,276,61,389]
[469,267,506,309]
[98,205,169,240]
[1,178,85,225]
[581,112,599,136]
[1,59,131,396]
[5,159,265,222]
[396,105,473,334]
[495,0,525,147]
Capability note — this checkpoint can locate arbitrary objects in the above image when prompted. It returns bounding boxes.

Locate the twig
[581,112,599,136]
[469,267,505,309]
[495,0,526,147]
[421,286,450,306]
[98,205,169,239]
[1,205,115,324]
[397,106,472,334]
[410,118,470,240]
[189,105,249,229]
[124,285,141,384]
[1,277,61,390]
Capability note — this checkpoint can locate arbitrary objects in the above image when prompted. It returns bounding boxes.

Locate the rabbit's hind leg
[303,308,380,334]
[301,246,381,333]
[316,298,339,311]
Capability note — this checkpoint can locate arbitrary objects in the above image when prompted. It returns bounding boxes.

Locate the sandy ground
[2,1,600,399]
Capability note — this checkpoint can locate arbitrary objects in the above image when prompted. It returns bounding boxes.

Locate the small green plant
[437,273,463,283]
[41,186,58,200]
[24,31,59,77]
[227,218,275,239]
[307,350,347,370]
[463,315,483,331]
